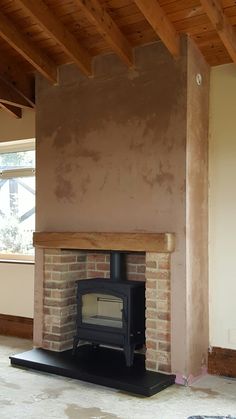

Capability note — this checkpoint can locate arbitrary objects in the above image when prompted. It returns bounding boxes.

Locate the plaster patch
[55,175,76,202]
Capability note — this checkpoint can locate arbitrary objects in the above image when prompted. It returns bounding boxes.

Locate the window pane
[0,176,35,256]
[0,150,35,170]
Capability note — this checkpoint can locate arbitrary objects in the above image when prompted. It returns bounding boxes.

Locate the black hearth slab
[10,345,175,397]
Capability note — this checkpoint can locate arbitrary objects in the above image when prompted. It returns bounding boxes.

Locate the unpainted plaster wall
[186,41,209,377]
[36,41,188,375]
[36,39,208,377]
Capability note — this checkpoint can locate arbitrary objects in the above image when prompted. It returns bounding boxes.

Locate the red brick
[137,265,146,274]
[157,291,170,300]
[146,360,157,371]
[87,270,106,278]
[146,280,156,289]
[158,312,170,321]
[157,320,170,332]
[50,272,61,281]
[158,261,170,270]
[44,249,61,255]
[158,280,170,291]
[146,319,157,329]
[146,300,157,310]
[52,323,75,334]
[156,351,171,365]
[146,309,157,319]
[158,301,170,311]
[43,333,61,342]
[146,349,157,361]
[146,329,158,340]
[44,272,51,280]
[146,289,157,300]
[146,340,157,350]
[158,363,171,373]
[87,254,107,262]
[126,254,145,264]
[53,264,69,272]
[157,331,171,342]
[146,261,157,269]
[126,264,137,274]
[52,255,77,263]
[87,263,95,270]
[127,273,145,282]
[156,271,170,280]
[69,263,86,271]
[145,272,158,280]
[77,271,87,279]
[77,255,87,262]
[96,263,110,271]
[159,342,171,352]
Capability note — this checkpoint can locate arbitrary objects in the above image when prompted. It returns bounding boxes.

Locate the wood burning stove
[73,251,145,366]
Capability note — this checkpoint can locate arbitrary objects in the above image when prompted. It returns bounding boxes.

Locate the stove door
[82,293,123,329]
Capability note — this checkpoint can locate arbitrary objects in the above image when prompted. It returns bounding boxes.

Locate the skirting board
[0,314,33,339]
[208,346,236,378]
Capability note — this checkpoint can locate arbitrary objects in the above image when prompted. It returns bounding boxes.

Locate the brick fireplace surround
[33,232,175,374]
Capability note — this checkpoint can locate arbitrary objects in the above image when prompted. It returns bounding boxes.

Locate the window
[0,139,35,261]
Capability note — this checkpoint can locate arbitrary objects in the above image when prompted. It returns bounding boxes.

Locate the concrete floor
[0,335,236,419]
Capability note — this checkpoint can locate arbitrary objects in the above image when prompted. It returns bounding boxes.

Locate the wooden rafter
[0,10,57,83]
[200,0,236,64]
[0,77,33,108]
[17,0,92,76]
[0,102,22,119]
[134,0,180,57]
[75,0,133,67]
[0,56,35,107]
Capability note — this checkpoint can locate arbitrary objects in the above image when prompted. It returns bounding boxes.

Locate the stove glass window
[82,293,123,328]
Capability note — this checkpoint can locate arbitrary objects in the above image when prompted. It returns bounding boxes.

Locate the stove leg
[72,336,80,355]
[124,344,135,367]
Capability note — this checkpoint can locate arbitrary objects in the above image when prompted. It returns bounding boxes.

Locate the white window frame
[0,138,35,262]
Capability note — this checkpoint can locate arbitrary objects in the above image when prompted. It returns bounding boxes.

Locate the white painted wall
[209,63,236,350]
[0,263,34,317]
[0,108,35,318]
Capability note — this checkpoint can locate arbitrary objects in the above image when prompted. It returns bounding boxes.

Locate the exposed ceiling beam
[0,10,57,83]
[200,0,236,64]
[0,102,22,118]
[0,77,33,108]
[75,0,133,67]
[17,0,92,76]
[0,56,35,107]
[134,0,180,57]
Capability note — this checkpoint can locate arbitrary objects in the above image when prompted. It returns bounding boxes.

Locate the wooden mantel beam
[17,0,92,76]
[0,77,33,108]
[0,102,22,118]
[0,10,57,83]
[134,0,180,57]
[75,0,133,67]
[33,232,175,253]
[200,0,236,64]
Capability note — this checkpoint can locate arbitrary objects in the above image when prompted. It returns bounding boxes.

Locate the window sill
[0,259,35,265]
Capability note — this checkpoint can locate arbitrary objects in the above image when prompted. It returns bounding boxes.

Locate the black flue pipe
[110,251,126,281]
